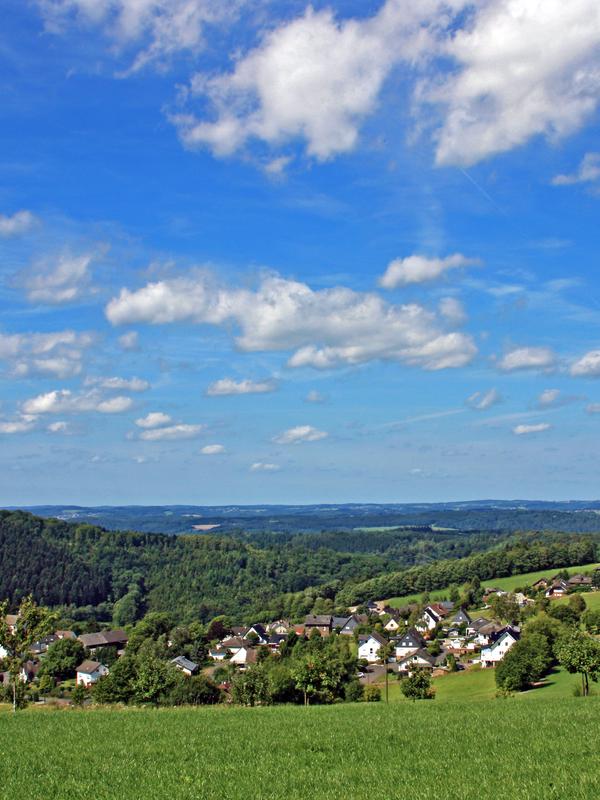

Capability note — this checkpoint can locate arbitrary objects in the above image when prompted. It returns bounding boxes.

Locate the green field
[386,562,600,606]
[1,698,599,799]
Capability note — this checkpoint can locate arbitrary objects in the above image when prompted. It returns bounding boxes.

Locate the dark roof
[359,631,387,646]
[396,627,426,648]
[79,630,128,648]
[397,648,435,666]
[304,615,333,627]
[76,660,104,674]
[245,624,268,638]
[171,656,198,673]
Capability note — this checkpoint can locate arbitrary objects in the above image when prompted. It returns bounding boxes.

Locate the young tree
[40,638,85,681]
[400,668,434,701]
[0,597,57,712]
[555,631,600,697]
[582,609,600,635]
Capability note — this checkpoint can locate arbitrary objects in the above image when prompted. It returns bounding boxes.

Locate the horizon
[2,1,600,503]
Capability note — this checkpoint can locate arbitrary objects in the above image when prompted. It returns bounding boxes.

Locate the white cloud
[0,416,37,434]
[22,388,133,415]
[139,423,203,441]
[206,377,276,396]
[85,376,150,392]
[379,253,480,288]
[47,420,71,434]
[250,461,280,472]
[513,423,552,436]
[106,272,477,372]
[586,403,600,414]
[438,297,467,325]
[497,347,556,372]
[200,443,225,455]
[118,331,140,350]
[552,152,600,186]
[466,388,502,411]
[0,329,94,379]
[305,390,326,404]
[537,389,561,408]
[173,1,456,160]
[0,210,37,237]
[37,0,241,73]
[273,425,328,445]
[135,411,172,429]
[18,250,96,305]
[570,350,600,377]
[430,0,600,166]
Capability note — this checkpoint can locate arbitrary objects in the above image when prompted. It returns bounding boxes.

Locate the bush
[167,674,221,706]
[344,680,364,703]
[400,668,434,701]
[363,686,381,702]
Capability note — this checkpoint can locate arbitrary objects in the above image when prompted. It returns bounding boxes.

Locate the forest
[1,509,599,624]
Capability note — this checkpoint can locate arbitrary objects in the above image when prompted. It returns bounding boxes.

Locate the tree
[401,668,434,701]
[0,597,57,712]
[132,655,177,705]
[231,664,271,706]
[40,638,85,681]
[92,655,137,704]
[582,609,600,635]
[71,682,87,706]
[489,594,520,624]
[568,593,587,616]
[555,631,600,696]
[378,642,393,704]
[168,674,221,706]
[495,634,553,692]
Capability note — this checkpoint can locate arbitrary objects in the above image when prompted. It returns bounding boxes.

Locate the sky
[2,0,600,505]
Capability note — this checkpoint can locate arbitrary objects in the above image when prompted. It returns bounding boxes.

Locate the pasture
[385,562,600,607]
[1,697,599,799]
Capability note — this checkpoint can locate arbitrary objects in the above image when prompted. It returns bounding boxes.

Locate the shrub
[363,686,381,702]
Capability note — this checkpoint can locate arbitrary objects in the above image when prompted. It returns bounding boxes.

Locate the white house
[0,644,7,660]
[384,617,402,633]
[76,660,109,687]
[230,646,258,669]
[358,633,387,663]
[396,649,436,674]
[171,656,198,676]
[480,629,520,668]
[394,628,426,660]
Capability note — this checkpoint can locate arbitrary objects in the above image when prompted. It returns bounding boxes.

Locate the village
[2,569,597,703]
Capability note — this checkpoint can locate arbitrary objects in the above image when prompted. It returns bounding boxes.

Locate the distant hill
[12,501,600,536]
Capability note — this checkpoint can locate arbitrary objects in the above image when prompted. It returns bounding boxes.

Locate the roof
[5,614,18,627]
[304,615,332,626]
[55,630,76,639]
[396,627,426,647]
[171,656,198,673]
[79,630,128,648]
[359,631,387,646]
[244,624,268,638]
[397,648,435,666]
[76,660,104,674]
[428,603,450,617]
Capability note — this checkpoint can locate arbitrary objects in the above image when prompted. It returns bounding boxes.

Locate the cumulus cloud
[305,390,326,404]
[139,423,203,441]
[438,297,467,325]
[586,403,600,414]
[273,425,328,445]
[22,389,133,415]
[429,0,600,166]
[47,420,71,434]
[85,376,150,392]
[17,250,97,305]
[552,152,600,186]
[537,389,561,408]
[513,422,552,436]
[206,377,276,396]
[497,347,556,372]
[106,272,477,372]
[0,329,94,379]
[250,461,280,472]
[466,388,502,411]
[37,0,241,73]
[135,412,172,429]
[379,253,480,288]
[0,210,37,237]
[118,331,140,350]
[0,415,37,434]
[570,350,600,377]
[200,443,225,455]
[172,1,457,160]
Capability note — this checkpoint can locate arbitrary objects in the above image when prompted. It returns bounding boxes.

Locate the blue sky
[2,0,600,504]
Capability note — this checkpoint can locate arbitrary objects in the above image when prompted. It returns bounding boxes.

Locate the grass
[386,562,600,607]
[1,698,600,799]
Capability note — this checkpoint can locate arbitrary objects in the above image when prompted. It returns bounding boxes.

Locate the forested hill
[1,510,599,625]
[16,503,600,535]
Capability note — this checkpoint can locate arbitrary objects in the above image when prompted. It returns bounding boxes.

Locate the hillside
[1,700,599,799]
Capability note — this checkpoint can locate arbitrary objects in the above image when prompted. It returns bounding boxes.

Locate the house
[545,580,569,599]
[449,608,472,626]
[304,615,333,636]
[19,660,40,683]
[55,630,76,640]
[480,628,520,667]
[384,616,402,633]
[209,647,230,661]
[532,578,549,591]
[396,648,438,674]
[76,660,109,686]
[267,634,287,650]
[473,621,506,647]
[393,628,426,659]
[332,615,360,635]
[267,620,290,635]
[466,617,491,636]
[416,604,448,633]
[171,656,198,676]
[567,574,593,589]
[513,592,534,607]
[242,624,269,644]
[219,636,244,655]
[230,646,258,669]
[30,635,58,656]
[78,629,128,653]
[358,632,387,663]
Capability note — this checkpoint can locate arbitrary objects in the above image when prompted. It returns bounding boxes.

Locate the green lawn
[386,562,600,607]
[1,698,599,799]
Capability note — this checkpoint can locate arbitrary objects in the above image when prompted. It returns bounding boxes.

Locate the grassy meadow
[1,696,600,800]
[385,562,600,607]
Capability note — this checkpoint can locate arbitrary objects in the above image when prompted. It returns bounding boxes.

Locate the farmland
[1,698,599,800]
[385,562,600,607]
